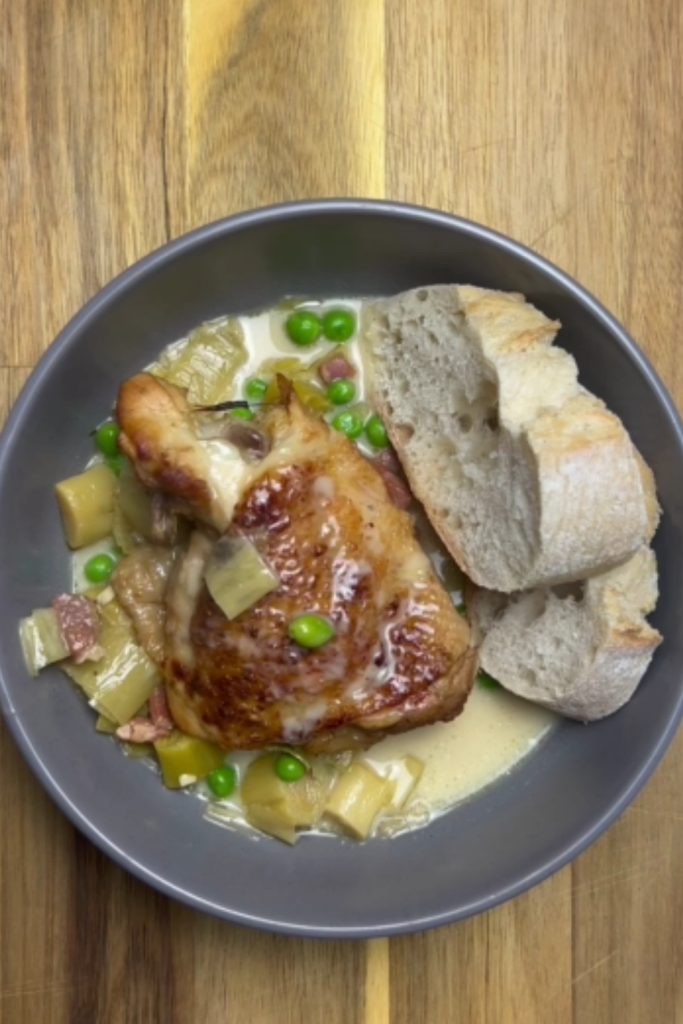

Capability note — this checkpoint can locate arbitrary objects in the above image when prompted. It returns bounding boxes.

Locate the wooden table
[2,2,682,1021]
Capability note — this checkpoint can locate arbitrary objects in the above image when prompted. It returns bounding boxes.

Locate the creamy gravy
[76,299,555,838]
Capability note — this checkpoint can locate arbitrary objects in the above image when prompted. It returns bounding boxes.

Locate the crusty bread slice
[367,285,658,592]
[467,547,662,720]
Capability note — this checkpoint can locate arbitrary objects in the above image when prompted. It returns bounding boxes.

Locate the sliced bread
[467,547,662,720]
[366,285,657,592]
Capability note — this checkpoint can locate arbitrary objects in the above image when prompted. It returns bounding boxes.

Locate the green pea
[244,377,268,401]
[331,409,363,439]
[285,310,323,347]
[105,452,126,476]
[288,613,336,649]
[456,601,467,618]
[326,378,356,405]
[94,420,120,458]
[365,414,389,449]
[322,308,356,342]
[274,752,307,783]
[207,764,237,798]
[230,406,254,421]
[477,671,500,690]
[84,553,116,584]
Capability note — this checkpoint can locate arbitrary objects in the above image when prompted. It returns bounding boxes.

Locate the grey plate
[1,200,682,938]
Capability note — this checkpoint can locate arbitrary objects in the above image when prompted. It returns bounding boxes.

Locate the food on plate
[55,463,118,548]
[366,285,655,592]
[152,317,246,405]
[324,761,396,840]
[468,546,662,720]
[21,286,661,845]
[117,372,476,751]
[153,730,225,789]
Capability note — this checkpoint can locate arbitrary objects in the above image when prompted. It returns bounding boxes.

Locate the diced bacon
[374,463,413,509]
[116,686,173,743]
[373,448,402,475]
[149,685,173,733]
[116,718,168,743]
[318,354,356,384]
[365,447,414,510]
[52,594,103,664]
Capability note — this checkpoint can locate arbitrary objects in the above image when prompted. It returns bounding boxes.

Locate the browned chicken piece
[111,545,176,664]
[118,373,252,532]
[117,377,477,750]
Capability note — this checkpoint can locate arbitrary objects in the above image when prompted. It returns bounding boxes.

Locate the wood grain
[1,0,682,1021]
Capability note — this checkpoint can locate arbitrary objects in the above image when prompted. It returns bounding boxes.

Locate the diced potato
[242,752,325,839]
[19,607,69,676]
[204,535,279,620]
[153,731,225,789]
[55,463,117,549]
[61,598,160,724]
[152,317,246,405]
[325,762,395,840]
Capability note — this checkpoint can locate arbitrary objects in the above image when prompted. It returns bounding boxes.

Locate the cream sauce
[231,300,367,398]
[366,686,553,828]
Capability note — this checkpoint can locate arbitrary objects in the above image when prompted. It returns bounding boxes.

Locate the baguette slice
[468,547,662,720]
[367,285,657,592]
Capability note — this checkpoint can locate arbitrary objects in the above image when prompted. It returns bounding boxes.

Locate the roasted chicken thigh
[116,373,476,751]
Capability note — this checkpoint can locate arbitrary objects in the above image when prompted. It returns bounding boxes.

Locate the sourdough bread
[367,285,657,592]
[468,547,662,720]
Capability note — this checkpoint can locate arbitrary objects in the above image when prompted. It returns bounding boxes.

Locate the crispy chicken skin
[117,373,230,530]
[117,374,477,751]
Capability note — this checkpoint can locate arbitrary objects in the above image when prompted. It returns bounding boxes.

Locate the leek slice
[55,463,117,549]
[152,317,246,405]
[324,762,395,840]
[61,599,160,724]
[204,535,278,620]
[19,608,69,676]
